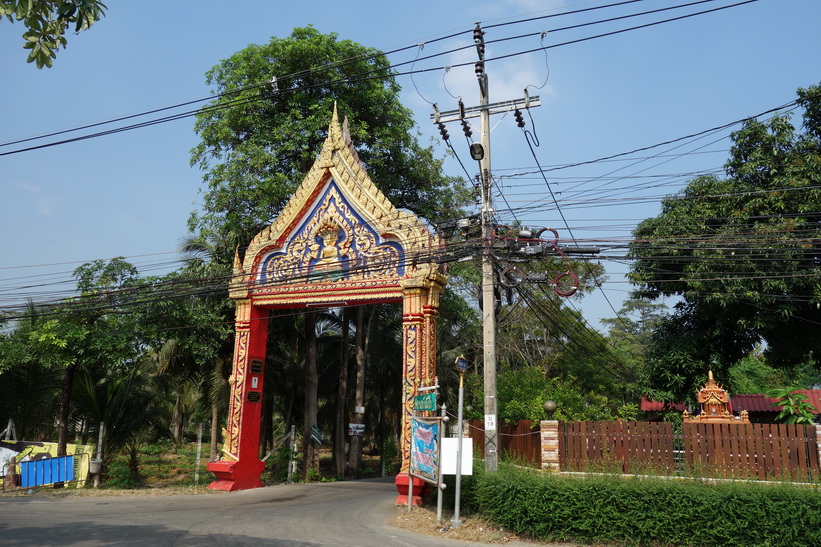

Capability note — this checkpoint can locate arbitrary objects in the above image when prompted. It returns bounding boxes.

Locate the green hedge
[475,465,821,546]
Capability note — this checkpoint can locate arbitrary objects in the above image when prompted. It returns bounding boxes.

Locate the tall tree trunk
[377,358,385,475]
[259,359,275,458]
[333,308,351,478]
[171,394,182,442]
[55,361,78,489]
[302,312,319,480]
[56,362,78,457]
[209,403,219,461]
[346,305,375,480]
[284,391,294,443]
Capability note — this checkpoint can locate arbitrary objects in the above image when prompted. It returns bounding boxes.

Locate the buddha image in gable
[309,223,348,280]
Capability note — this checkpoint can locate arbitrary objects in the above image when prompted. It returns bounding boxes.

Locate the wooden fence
[683,422,819,480]
[467,419,541,466]
[459,420,820,481]
[561,421,676,474]
[559,420,820,481]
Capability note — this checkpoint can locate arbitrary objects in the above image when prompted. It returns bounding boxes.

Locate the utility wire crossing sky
[2,0,820,331]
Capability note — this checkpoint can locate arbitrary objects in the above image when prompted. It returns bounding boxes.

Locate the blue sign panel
[410,418,440,485]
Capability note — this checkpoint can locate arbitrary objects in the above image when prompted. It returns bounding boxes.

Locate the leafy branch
[1,0,107,68]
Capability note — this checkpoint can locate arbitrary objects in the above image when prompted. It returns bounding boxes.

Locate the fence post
[540,420,560,472]
[816,424,821,471]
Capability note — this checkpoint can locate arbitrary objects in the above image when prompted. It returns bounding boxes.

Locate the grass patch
[98,443,390,490]
[102,442,208,490]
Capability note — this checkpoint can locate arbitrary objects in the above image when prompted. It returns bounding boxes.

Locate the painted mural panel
[257,180,404,285]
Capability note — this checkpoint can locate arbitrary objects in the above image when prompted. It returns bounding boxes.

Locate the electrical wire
[0,0,759,158]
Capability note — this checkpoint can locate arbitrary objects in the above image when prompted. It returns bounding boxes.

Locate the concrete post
[540,420,560,472]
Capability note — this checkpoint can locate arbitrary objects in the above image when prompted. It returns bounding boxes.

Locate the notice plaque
[414,392,436,411]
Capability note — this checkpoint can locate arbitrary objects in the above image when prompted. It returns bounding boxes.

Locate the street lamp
[452,355,468,528]
[469,142,485,161]
[543,400,557,420]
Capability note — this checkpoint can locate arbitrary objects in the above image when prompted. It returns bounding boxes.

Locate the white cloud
[475,0,569,23]
[434,37,556,107]
[16,182,60,216]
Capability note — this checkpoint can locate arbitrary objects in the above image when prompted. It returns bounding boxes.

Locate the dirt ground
[390,505,581,546]
[392,505,518,543]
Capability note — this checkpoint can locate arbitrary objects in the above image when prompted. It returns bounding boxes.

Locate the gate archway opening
[206,108,446,503]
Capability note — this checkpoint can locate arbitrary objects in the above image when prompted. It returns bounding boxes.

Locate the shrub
[437,459,485,515]
[103,459,142,489]
[476,464,821,546]
[380,439,401,476]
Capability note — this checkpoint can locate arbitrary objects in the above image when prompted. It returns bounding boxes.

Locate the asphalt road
[0,477,506,546]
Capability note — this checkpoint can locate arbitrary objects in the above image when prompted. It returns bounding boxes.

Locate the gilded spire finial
[233,245,243,276]
[326,102,342,147]
[229,245,248,299]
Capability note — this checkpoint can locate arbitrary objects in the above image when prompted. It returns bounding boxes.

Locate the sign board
[409,417,440,485]
[311,425,322,445]
[348,423,365,436]
[441,437,473,476]
[484,414,497,431]
[414,392,436,412]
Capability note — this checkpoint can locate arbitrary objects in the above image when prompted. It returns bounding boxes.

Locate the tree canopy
[1,0,106,68]
[189,26,468,252]
[629,83,821,396]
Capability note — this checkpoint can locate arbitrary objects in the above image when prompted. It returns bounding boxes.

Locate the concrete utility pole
[475,23,499,473]
[433,23,541,472]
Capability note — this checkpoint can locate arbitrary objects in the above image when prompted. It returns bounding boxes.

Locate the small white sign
[354,406,366,415]
[441,438,473,475]
[251,377,259,389]
[484,414,497,431]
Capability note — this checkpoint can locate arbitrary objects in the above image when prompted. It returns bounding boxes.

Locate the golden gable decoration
[230,105,441,307]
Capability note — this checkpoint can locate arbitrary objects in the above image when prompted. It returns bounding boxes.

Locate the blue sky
[2,0,820,329]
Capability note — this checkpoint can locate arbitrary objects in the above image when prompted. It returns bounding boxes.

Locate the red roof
[641,390,821,415]
[732,391,821,415]
[640,397,685,413]
[730,393,779,413]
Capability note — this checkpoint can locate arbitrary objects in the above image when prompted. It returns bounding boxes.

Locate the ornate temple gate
[206,108,446,502]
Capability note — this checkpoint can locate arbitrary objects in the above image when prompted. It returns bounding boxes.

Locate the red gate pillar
[207,300,269,491]
[395,273,445,505]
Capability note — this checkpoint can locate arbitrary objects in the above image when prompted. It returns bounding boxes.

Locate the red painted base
[394,473,425,506]
[207,459,266,492]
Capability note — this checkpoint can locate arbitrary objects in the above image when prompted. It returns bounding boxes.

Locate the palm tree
[0,301,62,441]
[72,361,168,482]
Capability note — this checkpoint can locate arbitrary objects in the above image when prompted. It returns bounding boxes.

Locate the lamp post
[543,400,557,420]
[452,355,469,528]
